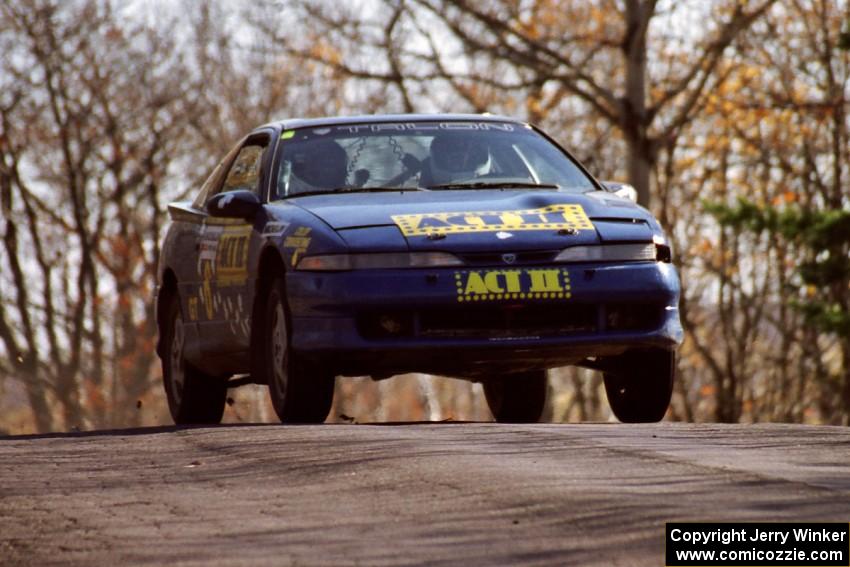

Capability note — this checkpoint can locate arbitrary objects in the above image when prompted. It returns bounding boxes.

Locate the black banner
[666,523,849,566]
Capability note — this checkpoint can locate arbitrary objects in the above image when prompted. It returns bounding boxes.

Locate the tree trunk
[625,134,652,207]
[622,0,653,207]
[21,362,53,433]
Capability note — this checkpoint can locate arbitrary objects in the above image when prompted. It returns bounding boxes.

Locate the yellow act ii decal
[455,268,571,302]
[392,204,594,236]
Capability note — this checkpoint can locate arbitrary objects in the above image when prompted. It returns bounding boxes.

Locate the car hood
[282,189,655,252]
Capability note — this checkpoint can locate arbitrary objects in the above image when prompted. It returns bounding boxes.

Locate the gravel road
[2,423,849,566]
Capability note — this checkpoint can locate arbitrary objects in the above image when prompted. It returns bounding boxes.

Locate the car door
[163,141,239,370]
[194,132,272,370]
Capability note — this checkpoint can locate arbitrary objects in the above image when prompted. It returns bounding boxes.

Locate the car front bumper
[285,261,683,377]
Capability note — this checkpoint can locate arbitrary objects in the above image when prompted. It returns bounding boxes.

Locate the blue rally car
[155,114,683,425]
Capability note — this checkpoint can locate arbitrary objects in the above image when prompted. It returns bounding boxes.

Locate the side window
[221,144,265,193]
[192,144,241,209]
[204,137,270,206]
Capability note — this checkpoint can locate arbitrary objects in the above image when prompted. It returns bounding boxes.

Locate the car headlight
[652,234,673,263]
[296,252,463,271]
[554,243,657,263]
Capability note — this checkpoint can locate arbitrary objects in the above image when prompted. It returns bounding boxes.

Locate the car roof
[259,113,526,132]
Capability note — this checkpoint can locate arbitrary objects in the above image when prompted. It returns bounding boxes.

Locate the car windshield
[272,121,597,198]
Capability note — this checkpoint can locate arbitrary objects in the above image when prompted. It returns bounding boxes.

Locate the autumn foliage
[0,0,848,432]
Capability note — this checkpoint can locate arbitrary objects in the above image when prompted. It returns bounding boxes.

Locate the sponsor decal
[201,263,215,319]
[203,217,245,226]
[197,224,224,319]
[197,225,222,276]
[187,296,199,322]
[221,294,251,339]
[284,226,312,266]
[392,204,594,236]
[215,226,251,287]
[335,122,516,134]
[262,221,290,238]
[196,224,251,320]
[454,268,571,302]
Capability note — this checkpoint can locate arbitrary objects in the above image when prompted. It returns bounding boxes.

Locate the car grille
[457,250,560,266]
[357,303,663,340]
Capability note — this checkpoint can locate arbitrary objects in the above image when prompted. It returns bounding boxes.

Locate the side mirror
[601,181,638,203]
[207,190,261,219]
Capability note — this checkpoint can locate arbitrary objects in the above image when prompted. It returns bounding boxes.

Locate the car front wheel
[483,370,547,423]
[603,348,675,423]
[263,276,335,423]
[161,291,227,424]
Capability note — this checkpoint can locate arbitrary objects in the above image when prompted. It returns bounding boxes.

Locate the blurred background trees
[0,0,847,432]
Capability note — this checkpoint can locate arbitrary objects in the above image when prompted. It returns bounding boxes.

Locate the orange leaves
[118,353,135,372]
[109,235,130,258]
[691,238,714,256]
[84,379,106,413]
[510,0,617,43]
[526,93,543,120]
[510,16,541,40]
[309,40,342,67]
[771,192,797,206]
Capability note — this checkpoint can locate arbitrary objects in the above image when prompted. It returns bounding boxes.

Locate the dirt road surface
[2,423,849,566]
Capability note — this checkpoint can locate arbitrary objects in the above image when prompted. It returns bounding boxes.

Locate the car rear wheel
[483,370,547,423]
[603,348,674,423]
[161,292,227,424]
[264,277,335,423]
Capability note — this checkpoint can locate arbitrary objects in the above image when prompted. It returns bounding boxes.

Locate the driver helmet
[427,132,491,185]
[290,139,348,189]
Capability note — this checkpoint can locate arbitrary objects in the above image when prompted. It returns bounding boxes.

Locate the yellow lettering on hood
[392,204,594,236]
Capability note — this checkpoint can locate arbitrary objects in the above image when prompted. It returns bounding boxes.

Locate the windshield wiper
[285,186,423,198]
[427,181,559,190]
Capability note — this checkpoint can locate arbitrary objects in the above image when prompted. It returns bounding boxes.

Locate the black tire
[161,291,227,425]
[483,370,547,423]
[263,277,335,423]
[603,348,675,423]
